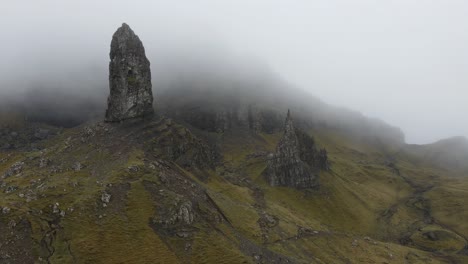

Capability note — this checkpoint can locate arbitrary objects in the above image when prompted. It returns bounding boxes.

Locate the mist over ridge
[1,1,468,144]
[0,39,407,147]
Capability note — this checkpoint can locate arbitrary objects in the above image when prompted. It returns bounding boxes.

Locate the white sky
[2,0,468,143]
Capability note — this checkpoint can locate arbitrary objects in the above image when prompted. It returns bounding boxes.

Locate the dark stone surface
[265,110,329,189]
[105,23,154,122]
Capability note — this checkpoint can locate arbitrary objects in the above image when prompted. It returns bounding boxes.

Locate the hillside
[1,109,468,263]
[1,23,467,263]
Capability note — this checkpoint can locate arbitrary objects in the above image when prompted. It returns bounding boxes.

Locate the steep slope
[1,112,468,263]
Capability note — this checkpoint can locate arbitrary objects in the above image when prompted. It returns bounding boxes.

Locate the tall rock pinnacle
[264,110,329,189]
[105,23,154,122]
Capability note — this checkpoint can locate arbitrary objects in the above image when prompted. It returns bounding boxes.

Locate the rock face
[105,23,154,122]
[148,118,217,169]
[265,110,329,188]
[162,104,284,134]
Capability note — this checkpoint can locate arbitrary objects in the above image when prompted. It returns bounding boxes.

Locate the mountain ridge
[1,26,468,263]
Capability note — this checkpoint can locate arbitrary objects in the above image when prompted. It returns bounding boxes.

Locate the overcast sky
[2,0,468,144]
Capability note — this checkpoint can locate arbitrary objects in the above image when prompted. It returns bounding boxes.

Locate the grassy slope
[207,127,468,263]
[0,119,468,263]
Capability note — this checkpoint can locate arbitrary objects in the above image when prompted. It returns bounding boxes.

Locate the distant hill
[402,136,468,173]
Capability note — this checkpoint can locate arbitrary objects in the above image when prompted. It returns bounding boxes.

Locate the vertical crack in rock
[105,23,154,122]
[265,110,329,189]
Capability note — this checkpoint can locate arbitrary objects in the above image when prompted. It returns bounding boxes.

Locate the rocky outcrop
[0,125,60,151]
[148,118,218,169]
[295,128,330,171]
[105,23,154,122]
[264,110,329,188]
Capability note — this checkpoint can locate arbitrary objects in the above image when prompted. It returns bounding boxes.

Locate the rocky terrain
[2,107,468,263]
[1,24,468,264]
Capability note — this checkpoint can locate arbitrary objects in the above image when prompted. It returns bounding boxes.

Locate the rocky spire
[105,23,154,122]
[264,110,329,189]
[284,109,294,133]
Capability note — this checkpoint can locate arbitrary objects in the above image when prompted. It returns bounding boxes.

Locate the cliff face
[105,23,154,122]
[295,128,330,171]
[265,110,329,189]
[161,103,284,134]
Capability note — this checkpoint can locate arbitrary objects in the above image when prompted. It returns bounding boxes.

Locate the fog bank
[2,1,468,143]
